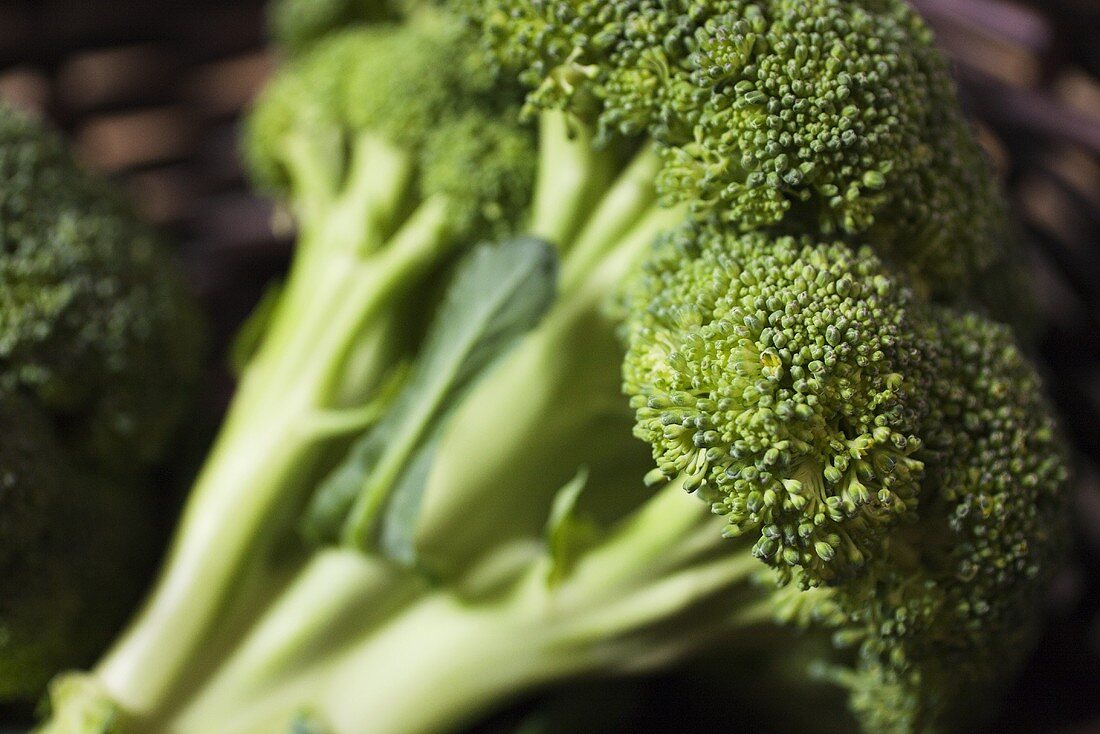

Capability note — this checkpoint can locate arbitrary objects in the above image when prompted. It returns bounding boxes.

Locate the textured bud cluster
[623,224,930,587]
[621,216,1070,728]
[465,0,1020,316]
[245,14,537,242]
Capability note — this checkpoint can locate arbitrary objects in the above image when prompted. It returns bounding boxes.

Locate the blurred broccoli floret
[246,12,536,244]
[0,102,202,701]
[267,0,436,53]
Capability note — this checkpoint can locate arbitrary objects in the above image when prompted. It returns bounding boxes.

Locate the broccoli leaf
[303,237,558,562]
[545,468,600,587]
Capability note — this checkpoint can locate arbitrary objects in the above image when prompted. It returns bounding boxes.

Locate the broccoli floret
[267,0,435,53]
[0,103,201,701]
[0,105,201,468]
[622,222,926,588]
[820,309,1070,733]
[246,13,535,244]
[463,0,1024,320]
[621,222,1070,730]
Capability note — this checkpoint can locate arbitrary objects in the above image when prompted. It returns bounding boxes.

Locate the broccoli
[463,0,1025,320]
[267,0,432,53]
[621,222,1070,731]
[38,8,540,721]
[37,1,1069,733]
[45,227,1065,734]
[0,102,202,701]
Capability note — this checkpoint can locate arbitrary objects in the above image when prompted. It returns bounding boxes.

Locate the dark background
[0,0,1097,731]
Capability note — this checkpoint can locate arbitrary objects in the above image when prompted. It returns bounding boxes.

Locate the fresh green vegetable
[266,0,442,53]
[462,0,1026,320]
[0,102,202,701]
[37,9,539,723]
[621,222,1070,731]
[37,1,1071,733]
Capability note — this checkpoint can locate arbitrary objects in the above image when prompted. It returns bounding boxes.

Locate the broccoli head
[622,221,1070,730]
[245,11,536,246]
[820,309,1070,733]
[0,102,202,701]
[0,104,202,470]
[464,0,1022,320]
[622,222,926,589]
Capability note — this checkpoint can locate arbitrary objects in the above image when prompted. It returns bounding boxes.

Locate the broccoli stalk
[161,110,693,731]
[78,14,541,717]
[172,481,771,734]
[92,128,456,714]
[50,45,685,730]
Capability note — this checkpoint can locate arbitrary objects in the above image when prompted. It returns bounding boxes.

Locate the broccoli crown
[0,103,201,700]
[0,104,202,470]
[245,10,538,242]
[623,222,927,588]
[798,310,1070,733]
[0,394,77,694]
[464,0,1018,314]
[622,223,1070,730]
[0,394,156,700]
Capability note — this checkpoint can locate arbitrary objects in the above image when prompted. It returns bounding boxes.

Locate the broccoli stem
[413,121,684,574]
[528,110,618,247]
[558,140,662,290]
[170,483,769,734]
[92,142,458,722]
[158,551,427,732]
[79,111,692,728]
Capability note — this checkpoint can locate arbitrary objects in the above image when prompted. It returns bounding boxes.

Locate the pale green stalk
[91,137,459,722]
[170,482,769,734]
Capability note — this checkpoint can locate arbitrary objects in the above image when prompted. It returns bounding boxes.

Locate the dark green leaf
[302,237,558,561]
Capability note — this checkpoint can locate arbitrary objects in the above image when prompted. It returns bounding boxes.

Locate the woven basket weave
[1,1,1097,731]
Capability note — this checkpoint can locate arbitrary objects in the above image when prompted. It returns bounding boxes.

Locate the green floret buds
[463,0,1025,320]
[0,104,201,468]
[814,311,1071,732]
[622,222,927,587]
[621,222,1070,729]
[666,0,938,233]
[245,12,536,245]
[0,102,201,701]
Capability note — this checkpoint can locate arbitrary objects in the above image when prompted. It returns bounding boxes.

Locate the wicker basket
[1,1,1097,731]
